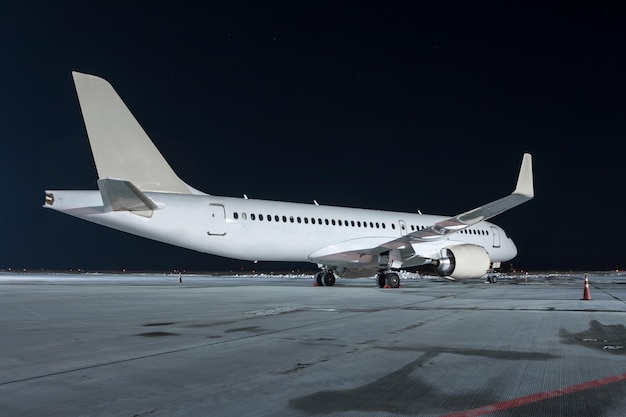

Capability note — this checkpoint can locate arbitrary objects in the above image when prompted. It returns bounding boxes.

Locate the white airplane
[44,72,534,287]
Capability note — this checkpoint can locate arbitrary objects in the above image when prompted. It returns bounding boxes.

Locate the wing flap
[309,237,394,264]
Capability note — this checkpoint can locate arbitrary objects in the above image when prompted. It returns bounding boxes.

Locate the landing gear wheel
[385,272,400,288]
[322,271,336,286]
[314,271,323,286]
[377,272,401,288]
[377,272,386,288]
[488,275,498,284]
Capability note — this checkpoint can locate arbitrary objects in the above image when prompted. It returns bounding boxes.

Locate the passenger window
[282,215,287,222]
[290,216,294,223]
[267,215,271,222]
[304,217,309,224]
[275,215,279,222]
[251,213,256,220]
[332,219,336,225]
[242,213,247,220]
[233,212,239,220]
[297,217,302,223]
[311,218,316,224]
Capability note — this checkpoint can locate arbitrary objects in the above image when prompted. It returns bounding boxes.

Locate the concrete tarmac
[1,272,626,417]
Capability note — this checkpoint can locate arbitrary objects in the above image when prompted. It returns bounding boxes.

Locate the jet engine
[434,244,491,279]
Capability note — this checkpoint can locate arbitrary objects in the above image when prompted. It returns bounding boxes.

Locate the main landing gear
[376,271,401,288]
[313,269,401,288]
[314,270,336,286]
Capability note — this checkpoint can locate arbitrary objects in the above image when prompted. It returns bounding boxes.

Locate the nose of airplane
[507,237,518,261]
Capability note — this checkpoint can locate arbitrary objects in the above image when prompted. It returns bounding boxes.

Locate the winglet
[513,153,534,198]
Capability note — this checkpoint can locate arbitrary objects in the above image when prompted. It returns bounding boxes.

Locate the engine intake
[435,244,491,279]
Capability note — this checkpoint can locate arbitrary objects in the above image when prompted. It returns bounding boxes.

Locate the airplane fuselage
[48,190,517,267]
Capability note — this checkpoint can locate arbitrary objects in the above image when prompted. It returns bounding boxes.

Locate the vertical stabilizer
[72,71,196,194]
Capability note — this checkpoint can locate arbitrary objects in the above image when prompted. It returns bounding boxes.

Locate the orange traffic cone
[581,274,592,300]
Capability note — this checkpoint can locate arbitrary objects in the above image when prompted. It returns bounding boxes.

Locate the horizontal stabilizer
[98,178,159,214]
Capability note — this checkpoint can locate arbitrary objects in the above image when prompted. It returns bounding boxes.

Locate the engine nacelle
[435,244,491,279]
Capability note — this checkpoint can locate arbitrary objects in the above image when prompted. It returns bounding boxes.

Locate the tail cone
[581,275,592,300]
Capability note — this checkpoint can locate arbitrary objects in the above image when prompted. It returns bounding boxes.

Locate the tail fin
[72,71,199,194]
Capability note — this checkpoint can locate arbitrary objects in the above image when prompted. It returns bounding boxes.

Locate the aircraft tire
[322,271,336,286]
[314,272,323,286]
[386,272,400,288]
[377,273,386,288]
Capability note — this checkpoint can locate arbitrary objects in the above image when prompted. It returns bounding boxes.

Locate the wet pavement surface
[1,272,625,416]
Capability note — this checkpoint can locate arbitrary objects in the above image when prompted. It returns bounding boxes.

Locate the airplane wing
[399,152,533,244]
[309,154,533,267]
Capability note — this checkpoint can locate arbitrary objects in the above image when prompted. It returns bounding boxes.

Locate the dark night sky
[2,2,625,272]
